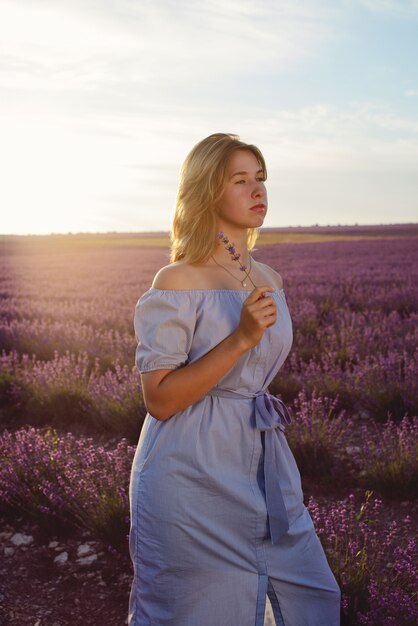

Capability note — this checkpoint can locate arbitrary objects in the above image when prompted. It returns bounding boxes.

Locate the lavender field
[1,230,417,625]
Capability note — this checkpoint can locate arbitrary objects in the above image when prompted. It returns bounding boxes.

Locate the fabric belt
[206,388,292,544]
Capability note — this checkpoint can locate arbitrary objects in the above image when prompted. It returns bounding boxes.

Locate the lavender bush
[355,415,418,500]
[0,349,146,439]
[284,390,353,482]
[0,426,135,546]
[308,491,417,626]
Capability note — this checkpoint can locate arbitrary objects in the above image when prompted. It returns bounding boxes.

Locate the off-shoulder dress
[128,288,340,626]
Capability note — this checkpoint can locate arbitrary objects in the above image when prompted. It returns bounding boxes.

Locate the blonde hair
[170,133,267,264]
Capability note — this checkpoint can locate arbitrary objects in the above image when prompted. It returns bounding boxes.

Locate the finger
[259,297,276,309]
[264,312,277,328]
[260,301,277,316]
[253,304,276,322]
[263,309,277,322]
[245,286,274,304]
[248,297,276,311]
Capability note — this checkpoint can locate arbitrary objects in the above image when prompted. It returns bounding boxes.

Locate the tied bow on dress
[207,388,292,544]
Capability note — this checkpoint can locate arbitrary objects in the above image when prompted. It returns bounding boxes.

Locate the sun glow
[1,118,89,234]
[0,115,137,235]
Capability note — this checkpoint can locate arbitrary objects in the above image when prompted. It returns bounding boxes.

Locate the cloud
[349,0,418,19]
[244,103,418,174]
[0,0,334,97]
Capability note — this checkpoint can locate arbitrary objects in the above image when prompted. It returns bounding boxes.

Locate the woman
[128,133,341,625]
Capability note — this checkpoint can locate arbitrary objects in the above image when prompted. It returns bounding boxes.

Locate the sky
[0,0,417,235]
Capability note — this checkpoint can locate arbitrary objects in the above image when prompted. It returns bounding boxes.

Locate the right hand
[234,286,277,349]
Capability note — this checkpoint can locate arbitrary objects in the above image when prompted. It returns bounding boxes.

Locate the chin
[250,215,265,226]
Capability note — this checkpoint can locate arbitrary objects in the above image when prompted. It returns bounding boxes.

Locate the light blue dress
[129,288,341,626]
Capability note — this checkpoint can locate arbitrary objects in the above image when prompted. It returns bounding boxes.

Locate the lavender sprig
[217,231,247,272]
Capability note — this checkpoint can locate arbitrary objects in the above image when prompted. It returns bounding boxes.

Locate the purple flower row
[0,427,135,546]
[308,490,417,625]
[0,426,415,624]
[3,347,416,499]
[0,349,146,438]
[285,390,417,499]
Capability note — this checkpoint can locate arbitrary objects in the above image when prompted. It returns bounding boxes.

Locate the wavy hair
[170,133,267,264]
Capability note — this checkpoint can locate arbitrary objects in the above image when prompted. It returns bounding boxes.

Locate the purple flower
[217,230,248,273]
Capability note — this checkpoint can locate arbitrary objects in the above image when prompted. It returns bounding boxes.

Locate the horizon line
[1,222,418,238]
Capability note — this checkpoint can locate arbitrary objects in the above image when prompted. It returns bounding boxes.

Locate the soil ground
[0,516,132,626]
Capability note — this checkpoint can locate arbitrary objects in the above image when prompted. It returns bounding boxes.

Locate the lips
[250,204,266,212]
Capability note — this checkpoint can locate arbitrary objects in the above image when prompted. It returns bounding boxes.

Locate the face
[216,150,267,233]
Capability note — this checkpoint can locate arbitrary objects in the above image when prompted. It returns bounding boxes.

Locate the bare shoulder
[152,262,202,290]
[254,260,284,290]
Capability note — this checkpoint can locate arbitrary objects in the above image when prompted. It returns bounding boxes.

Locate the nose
[252,180,265,198]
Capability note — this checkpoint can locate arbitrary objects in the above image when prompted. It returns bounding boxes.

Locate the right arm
[140,284,276,421]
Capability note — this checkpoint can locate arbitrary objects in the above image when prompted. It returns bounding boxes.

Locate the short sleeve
[133,289,197,373]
